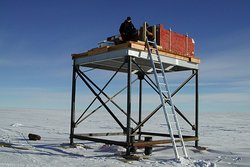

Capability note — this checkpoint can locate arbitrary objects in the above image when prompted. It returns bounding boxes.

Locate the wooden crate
[156,24,195,57]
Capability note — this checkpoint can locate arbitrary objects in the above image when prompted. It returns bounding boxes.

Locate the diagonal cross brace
[77,68,139,125]
[76,69,126,131]
[75,62,125,125]
[76,79,138,125]
[131,59,196,133]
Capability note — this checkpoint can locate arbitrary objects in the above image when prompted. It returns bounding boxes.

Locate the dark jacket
[119,20,136,36]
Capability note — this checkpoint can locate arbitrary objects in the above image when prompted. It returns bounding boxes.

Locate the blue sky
[0,0,250,112]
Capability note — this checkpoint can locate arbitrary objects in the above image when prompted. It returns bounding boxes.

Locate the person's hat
[126,17,131,21]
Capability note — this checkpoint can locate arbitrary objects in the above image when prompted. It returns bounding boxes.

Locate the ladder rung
[161,90,168,93]
[149,47,157,50]
[153,61,160,64]
[157,75,164,78]
[147,41,155,44]
[176,145,184,148]
[168,113,177,117]
[155,67,162,70]
[159,82,166,85]
[171,130,179,134]
[170,122,177,125]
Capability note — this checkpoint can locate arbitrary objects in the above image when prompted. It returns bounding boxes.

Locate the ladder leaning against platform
[145,38,188,160]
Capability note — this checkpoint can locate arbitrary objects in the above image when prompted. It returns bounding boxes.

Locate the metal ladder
[145,38,188,160]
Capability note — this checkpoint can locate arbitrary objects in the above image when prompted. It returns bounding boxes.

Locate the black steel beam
[126,56,132,155]
[75,132,125,137]
[171,72,196,97]
[72,135,127,147]
[138,72,144,141]
[132,104,162,135]
[70,63,77,145]
[174,106,194,129]
[194,70,199,147]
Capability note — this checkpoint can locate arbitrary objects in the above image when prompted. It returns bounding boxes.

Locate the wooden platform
[72,41,200,64]
[72,41,199,73]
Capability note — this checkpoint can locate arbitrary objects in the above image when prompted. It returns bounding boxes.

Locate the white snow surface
[0,109,250,167]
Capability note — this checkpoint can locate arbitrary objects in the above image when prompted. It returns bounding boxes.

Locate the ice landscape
[1,109,250,167]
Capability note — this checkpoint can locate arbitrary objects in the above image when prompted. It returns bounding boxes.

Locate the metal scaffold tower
[69,40,199,159]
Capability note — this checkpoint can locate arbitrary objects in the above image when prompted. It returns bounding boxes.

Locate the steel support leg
[70,62,77,145]
[126,56,132,155]
[195,70,199,147]
[138,72,144,141]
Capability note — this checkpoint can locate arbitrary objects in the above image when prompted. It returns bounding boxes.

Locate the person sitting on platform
[119,17,138,42]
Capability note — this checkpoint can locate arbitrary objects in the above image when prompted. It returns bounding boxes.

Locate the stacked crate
[156,24,195,57]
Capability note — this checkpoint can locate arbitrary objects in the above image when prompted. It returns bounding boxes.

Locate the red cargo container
[156,24,195,57]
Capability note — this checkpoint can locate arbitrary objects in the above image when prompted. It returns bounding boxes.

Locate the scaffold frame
[70,43,199,155]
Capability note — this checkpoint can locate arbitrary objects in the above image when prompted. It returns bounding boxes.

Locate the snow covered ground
[0,109,250,167]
